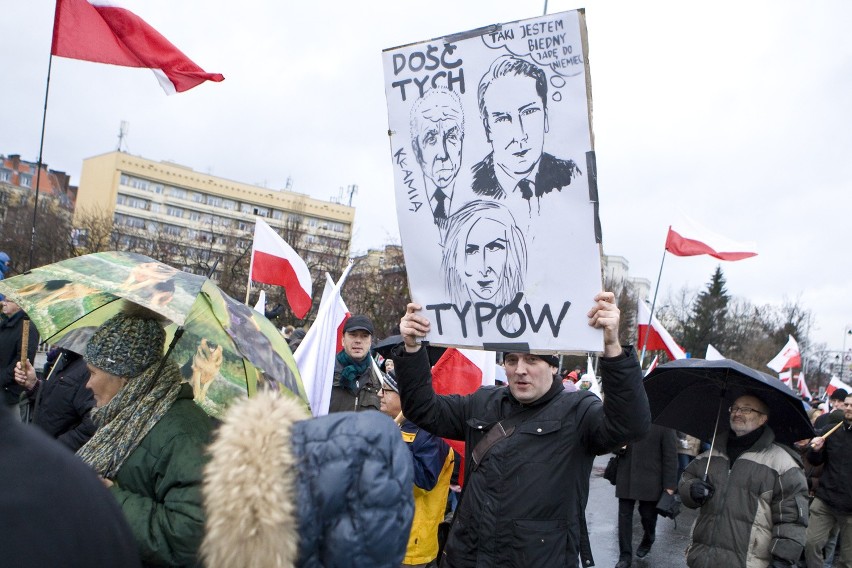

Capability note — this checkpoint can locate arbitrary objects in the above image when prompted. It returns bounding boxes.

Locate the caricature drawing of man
[410,88,465,229]
[472,55,582,215]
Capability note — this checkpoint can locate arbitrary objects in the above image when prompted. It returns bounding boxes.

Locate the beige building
[74,151,354,276]
[602,254,651,301]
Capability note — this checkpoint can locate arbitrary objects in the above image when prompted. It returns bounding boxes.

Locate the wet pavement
[586,454,697,567]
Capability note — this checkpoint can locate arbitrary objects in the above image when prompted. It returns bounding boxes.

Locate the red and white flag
[778,370,793,387]
[294,268,352,417]
[665,217,757,261]
[796,372,812,400]
[250,218,313,319]
[431,347,497,485]
[51,0,224,94]
[643,355,659,377]
[637,301,686,361]
[766,335,801,373]
[826,376,852,397]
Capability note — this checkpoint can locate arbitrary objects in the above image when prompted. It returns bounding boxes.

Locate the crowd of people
[1,283,851,568]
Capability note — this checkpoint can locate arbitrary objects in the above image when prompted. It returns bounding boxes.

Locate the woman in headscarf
[77,307,212,567]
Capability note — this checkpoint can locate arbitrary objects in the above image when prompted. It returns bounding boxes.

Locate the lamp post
[842,327,852,381]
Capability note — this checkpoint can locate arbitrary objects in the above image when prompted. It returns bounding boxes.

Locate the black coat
[0,406,142,568]
[30,351,95,451]
[0,310,39,406]
[810,421,852,514]
[394,344,650,568]
[615,424,679,502]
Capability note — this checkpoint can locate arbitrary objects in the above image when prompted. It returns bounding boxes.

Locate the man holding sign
[391,292,649,566]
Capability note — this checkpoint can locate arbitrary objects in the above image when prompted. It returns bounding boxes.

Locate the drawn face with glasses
[728,395,769,437]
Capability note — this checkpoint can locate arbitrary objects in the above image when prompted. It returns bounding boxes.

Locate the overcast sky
[3,0,851,353]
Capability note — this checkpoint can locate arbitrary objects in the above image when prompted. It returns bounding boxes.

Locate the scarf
[726,425,766,468]
[77,361,184,479]
[336,351,370,395]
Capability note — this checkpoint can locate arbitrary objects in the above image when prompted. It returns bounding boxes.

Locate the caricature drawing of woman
[442,200,528,307]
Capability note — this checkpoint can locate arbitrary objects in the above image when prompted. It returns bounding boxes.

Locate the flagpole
[28,53,55,271]
[639,242,669,364]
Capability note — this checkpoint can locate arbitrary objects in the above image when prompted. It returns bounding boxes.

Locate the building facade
[74,151,354,282]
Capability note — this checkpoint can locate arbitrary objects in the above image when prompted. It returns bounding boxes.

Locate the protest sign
[383,10,603,352]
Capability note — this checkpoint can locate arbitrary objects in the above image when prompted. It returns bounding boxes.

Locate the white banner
[383,10,603,353]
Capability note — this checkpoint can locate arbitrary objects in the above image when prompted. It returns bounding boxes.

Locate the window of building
[240,203,253,213]
[169,186,187,199]
[19,174,32,187]
[306,217,318,228]
[237,221,250,231]
[151,183,164,194]
[253,206,269,217]
[164,224,183,236]
[149,203,161,214]
[189,211,201,222]
[222,199,236,210]
[206,196,222,207]
[189,191,204,203]
[272,210,283,220]
[167,206,184,218]
[120,174,131,186]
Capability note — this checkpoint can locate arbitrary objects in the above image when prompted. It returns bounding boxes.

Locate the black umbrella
[644,358,814,447]
[373,335,447,366]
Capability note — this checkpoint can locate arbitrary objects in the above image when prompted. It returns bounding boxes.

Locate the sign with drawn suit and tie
[382,9,603,353]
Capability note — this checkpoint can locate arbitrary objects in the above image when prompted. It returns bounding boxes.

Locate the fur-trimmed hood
[202,392,414,568]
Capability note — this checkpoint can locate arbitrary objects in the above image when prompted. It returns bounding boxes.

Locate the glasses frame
[728,405,765,416]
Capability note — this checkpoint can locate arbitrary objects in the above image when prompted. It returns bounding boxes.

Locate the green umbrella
[0,251,306,418]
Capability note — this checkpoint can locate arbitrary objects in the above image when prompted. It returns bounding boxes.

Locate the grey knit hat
[86,312,166,378]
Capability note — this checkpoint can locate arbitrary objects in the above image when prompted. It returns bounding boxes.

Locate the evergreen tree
[681,266,730,358]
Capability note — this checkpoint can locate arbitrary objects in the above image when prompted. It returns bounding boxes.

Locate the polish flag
[705,344,726,361]
[250,218,313,319]
[51,0,224,94]
[796,372,812,400]
[637,301,686,361]
[431,347,497,485]
[766,335,801,373]
[643,355,659,377]
[665,217,757,261]
[826,376,852,397]
[252,289,266,315]
[294,267,352,416]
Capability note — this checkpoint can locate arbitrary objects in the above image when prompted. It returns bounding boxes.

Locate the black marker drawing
[409,87,465,229]
[441,200,527,307]
[471,55,582,215]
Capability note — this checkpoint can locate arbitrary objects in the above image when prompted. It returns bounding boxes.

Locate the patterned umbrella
[0,251,306,418]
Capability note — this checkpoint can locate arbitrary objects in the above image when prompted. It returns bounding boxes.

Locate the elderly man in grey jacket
[679,393,808,568]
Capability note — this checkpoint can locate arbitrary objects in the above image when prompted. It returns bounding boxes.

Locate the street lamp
[843,328,852,381]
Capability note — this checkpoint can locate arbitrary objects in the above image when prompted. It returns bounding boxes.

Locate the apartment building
[74,151,354,276]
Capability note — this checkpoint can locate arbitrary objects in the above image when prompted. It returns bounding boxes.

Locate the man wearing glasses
[679,394,808,568]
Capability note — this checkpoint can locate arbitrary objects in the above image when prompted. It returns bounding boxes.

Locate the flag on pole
[637,301,686,361]
[796,372,812,400]
[665,217,758,261]
[826,376,852,397]
[250,218,313,319]
[431,347,496,485]
[293,267,352,416]
[643,355,659,377]
[705,344,725,360]
[51,0,224,94]
[766,335,801,373]
[778,370,792,387]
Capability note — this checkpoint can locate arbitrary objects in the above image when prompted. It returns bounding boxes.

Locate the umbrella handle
[704,396,725,481]
[20,318,30,370]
